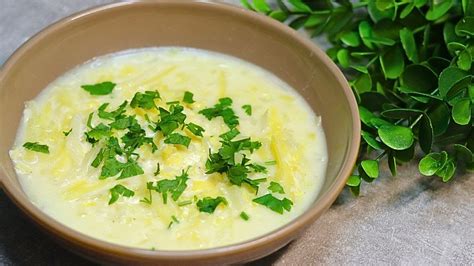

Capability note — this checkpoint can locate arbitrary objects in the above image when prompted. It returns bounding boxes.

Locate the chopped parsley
[98,101,127,120]
[177,200,192,206]
[264,160,277,165]
[117,159,144,180]
[168,215,180,229]
[148,168,190,204]
[240,211,250,221]
[154,162,161,176]
[23,142,49,154]
[63,129,72,136]
[156,104,186,136]
[85,123,112,144]
[199,97,239,128]
[268,181,285,194]
[108,184,135,205]
[164,133,191,148]
[253,194,293,214]
[196,196,227,214]
[166,101,180,105]
[205,129,264,191]
[183,91,195,104]
[185,123,205,137]
[120,117,157,154]
[242,104,252,116]
[81,81,116,95]
[130,90,160,109]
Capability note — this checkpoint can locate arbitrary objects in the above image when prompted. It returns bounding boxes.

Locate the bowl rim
[0,0,361,261]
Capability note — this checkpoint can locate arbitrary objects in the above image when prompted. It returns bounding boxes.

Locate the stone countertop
[1,1,473,265]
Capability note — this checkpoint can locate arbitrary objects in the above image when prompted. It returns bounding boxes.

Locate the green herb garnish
[85,123,112,144]
[63,129,72,136]
[196,196,227,214]
[109,184,135,205]
[81,81,116,95]
[268,181,285,194]
[98,101,127,120]
[23,142,49,154]
[130,91,160,109]
[199,97,239,128]
[177,200,192,206]
[149,168,190,204]
[168,215,180,229]
[253,194,293,214]
[242,104,252,115]
[183,91,195,104]
[186,123,205,137]
[154,162,161,176]
[240,211,250,221]
[244,0,474,195]
[156,104,186,136]
[164,133,191,148]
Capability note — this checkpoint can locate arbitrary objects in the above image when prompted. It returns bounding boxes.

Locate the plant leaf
[380,46,405,79]
[418,152,448,176]
[438,67,471,98]
[452,98,471,125]
[400,64,438,93]
[368,0,395,22]
[361,160,379,179]
[419,114,434,153]
[426,0,454,21]
[436,161,456,182]
[428,103,451,136]
[455,16,474,37]
[399,28,419,63]
[378,125,414,150]
[340,31,361,47]
[454,144,473,163]
[346,175,361,187]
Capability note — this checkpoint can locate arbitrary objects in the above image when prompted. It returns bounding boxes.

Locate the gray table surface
[1,1,473,265]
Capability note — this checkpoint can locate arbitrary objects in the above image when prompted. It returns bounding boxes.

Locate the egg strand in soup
[10,47,328,250]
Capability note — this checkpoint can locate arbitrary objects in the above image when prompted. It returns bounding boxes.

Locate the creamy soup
[9,47,327,250]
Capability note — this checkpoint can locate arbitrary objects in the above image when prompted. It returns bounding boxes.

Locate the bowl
[0,1,360,265]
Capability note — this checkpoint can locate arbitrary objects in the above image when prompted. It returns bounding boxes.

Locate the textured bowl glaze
[0,1,360,265]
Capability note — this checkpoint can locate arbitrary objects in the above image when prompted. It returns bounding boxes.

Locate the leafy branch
[242,0,474,195]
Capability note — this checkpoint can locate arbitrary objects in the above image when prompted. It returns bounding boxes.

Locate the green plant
[242,0,473,195]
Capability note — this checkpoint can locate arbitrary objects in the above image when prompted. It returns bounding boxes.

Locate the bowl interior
[0,1,359,263]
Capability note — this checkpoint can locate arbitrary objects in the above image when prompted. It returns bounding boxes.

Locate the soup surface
[10,47,327,250]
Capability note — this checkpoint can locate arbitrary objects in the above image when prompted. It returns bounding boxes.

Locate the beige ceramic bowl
[0,1,360,265]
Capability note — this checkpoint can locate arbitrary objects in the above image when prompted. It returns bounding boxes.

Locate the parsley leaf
[186,123,205,137]
[268,181,285,194]
[196,196,227,214]
[156,104,187,136]
[108,184,134,205]
[85,123,112,144]
[183,91,195,104]
[63,129,72,136]
[100,157,125,179]
[23,142,49,154]
[242,104,252,115]
[219,128,240,141]
[98,101,127,120]
[81,81,116,95]
[199,97,239,128]
[130,91,160,109]
[121,118,156,154]
[118,159,144,179]
[249,163,267,173]
[154,162,160,176]
[240,211,250,221]
[253,194,293,214]
[150,168,190,204]
[164,133,191,148]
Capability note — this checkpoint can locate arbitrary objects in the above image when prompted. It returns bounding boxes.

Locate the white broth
[10,47,327,250]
